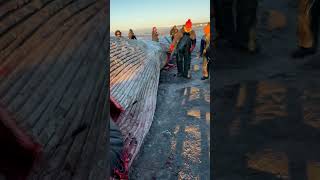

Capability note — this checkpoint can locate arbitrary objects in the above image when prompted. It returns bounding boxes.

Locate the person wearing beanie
[200,22,211,80]
[152,27,159,42]
[170,19,197,79]
[128,29,137,40]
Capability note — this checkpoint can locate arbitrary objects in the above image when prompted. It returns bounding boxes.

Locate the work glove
[169,44,175,53]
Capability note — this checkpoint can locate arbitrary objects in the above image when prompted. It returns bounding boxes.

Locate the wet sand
[212,0,320,179]
[130,50,210,179]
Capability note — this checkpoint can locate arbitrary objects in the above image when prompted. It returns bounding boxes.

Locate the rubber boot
[201,56,209,80]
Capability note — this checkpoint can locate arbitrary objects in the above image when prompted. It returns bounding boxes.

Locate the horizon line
[110,21,210,32]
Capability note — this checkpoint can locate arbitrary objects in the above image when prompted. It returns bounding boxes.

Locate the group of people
[114,27,160,42]
[114,29,137,39]
[114,19,212,81]
[169,19,211,80]
[212,0,320,58]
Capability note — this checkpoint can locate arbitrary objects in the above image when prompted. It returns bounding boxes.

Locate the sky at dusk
[110,0,210,32]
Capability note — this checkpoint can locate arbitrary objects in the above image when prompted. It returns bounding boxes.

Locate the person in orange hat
[200,22,211,80]
[170,19,197,78]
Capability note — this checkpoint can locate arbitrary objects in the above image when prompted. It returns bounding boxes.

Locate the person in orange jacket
[170,19,196,78]
[200,22,211,80]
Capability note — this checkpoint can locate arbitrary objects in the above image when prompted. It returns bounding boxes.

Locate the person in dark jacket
[128,29,137,40]
[170,19,196,79]
[213,0,258,53]
[292,0,320,58]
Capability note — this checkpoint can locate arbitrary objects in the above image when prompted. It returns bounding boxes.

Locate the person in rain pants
[213,0,258,53]
[200,23,211,80]
[170,19,196,78]
[292,0,320,58]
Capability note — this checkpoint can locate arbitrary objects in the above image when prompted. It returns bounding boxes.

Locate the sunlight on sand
[183,125,201,163]
[177,125,202,180]
[189,87,200,101]
[247,149,289,179]
[178,171,200,180]
[187,109,201,119]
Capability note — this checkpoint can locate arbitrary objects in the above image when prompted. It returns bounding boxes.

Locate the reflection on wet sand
[307,161,320,180]
[229,117,241,136]
[204,89,210,103]
[214,80,320,180]
[206,112,210,124]
[254,81,288,125]
[194,64,200,72]
[189,87,200,101]
[303,89,320,129]
[236,84,247,108]
[187,108,201,119]
[247,150,289,179]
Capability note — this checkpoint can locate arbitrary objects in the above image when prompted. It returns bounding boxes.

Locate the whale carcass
[0,1,108,179]
[110,36,167,178]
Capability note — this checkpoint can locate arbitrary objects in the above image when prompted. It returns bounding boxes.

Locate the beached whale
[110,36,167,178]
[0,1,107,179]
